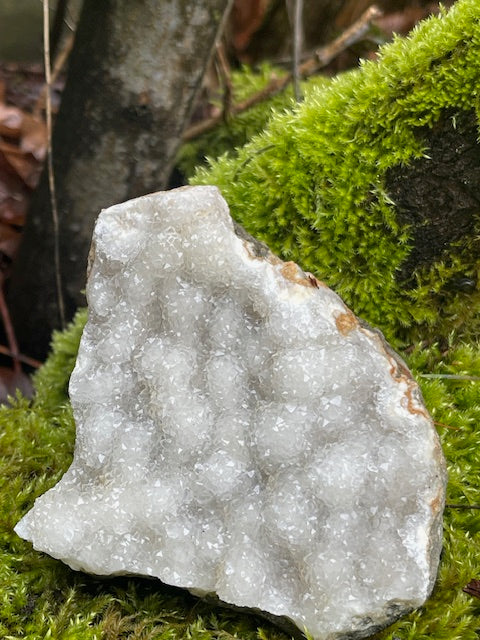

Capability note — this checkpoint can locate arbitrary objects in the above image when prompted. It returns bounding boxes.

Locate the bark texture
[9,0,232,360]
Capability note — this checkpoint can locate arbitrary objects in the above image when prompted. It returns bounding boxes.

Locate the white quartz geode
[16,185,446,640]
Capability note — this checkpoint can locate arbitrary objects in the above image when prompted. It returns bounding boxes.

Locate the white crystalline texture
[15,186,447,640]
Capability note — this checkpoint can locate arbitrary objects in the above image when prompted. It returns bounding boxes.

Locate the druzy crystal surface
[16,186,446,640]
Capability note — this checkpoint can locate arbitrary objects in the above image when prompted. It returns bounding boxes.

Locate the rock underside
[15,186,447,640]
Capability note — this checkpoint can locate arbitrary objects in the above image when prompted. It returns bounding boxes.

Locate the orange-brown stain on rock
[281,261,303,283]
[388,354,412,381]
[430,493,443,514]
[387,354,430,420]
[335,311,358,336]
[404,386,430,419]
[280,261,322,288]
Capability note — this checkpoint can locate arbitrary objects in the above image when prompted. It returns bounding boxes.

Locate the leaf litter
[0,67,48,401]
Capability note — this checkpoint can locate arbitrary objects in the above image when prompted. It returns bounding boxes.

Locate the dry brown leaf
[0,103,23,138]
[19,112,47,161]
[0,196,26,228]
[0,69,49,386]
[0,142,42,189]
[463,579,480,599]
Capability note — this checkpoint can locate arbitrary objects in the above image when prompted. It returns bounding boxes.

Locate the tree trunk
[9,0,232,360]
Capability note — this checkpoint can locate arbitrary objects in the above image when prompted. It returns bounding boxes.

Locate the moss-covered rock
[192,0,480,348]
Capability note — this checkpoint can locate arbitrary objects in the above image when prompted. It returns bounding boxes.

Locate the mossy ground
[3,1,480,638]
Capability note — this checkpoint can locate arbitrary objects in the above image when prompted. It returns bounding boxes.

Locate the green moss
[33,308,88,412]
[192,0,480,348]
[2,311,480,638]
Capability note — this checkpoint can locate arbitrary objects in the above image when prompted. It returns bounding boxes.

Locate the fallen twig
[0,273,21,375]
[433,420,460,431]
[183,5,382,141]
[183,71,290,141]
[303,5,382,73]
[446,504,480,510]
[0,344,42,369]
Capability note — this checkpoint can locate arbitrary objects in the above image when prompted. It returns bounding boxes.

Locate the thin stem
[0,344,42,369]
[43,0,66,329]
[292,0,303,102]
[445,504,480,510]
[420,373,480,381]
[0,273,21,375]
[434,420,460,431]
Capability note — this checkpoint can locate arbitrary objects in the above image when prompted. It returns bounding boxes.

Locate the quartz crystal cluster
[16,186,447,640]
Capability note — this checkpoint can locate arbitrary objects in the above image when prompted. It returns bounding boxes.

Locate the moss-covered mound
[2,312,480,638]
[192,0,480,348]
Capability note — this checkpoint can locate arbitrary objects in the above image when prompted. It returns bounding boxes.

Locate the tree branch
[43,0,66,329]
[183,5,382,142]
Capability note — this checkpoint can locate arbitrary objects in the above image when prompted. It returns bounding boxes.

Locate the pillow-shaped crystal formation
[15,186,446,640]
